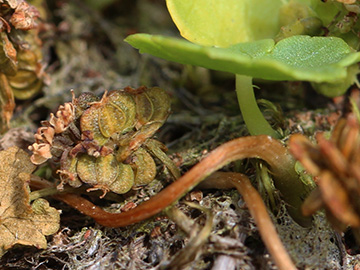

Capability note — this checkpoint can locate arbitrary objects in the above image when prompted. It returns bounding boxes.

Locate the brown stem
[204,172,297,270]
[32,172,296,270]
[36,135,310,227]
[232,174,297,270]
[31,136,301,270]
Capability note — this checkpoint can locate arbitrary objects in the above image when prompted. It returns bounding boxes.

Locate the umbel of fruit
[29,86,179,197]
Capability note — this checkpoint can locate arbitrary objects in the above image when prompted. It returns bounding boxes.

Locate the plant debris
[0,146,60,258]
[0,0,48,132]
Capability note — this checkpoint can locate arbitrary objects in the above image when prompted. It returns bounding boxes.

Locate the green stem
[145,139,181,179]
[29,187,66,201]
[29,185,86,201]
[235,74,279,138]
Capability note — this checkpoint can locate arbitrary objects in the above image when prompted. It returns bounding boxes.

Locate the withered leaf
[0,146,60,257]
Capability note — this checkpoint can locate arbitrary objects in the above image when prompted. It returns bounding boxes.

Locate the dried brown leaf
[0,146,60,257]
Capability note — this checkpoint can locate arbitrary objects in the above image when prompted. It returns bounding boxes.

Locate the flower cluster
[29,101,75,165]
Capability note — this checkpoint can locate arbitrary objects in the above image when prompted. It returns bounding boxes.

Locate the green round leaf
[126,34,360,83]
[166,0,284,47]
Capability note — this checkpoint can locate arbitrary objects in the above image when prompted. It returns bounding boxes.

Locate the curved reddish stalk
[31,135,301,270]
[32,164,297,270]
[204,172,297,270]
[39,135,309,227]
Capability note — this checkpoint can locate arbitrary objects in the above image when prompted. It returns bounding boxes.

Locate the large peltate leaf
[125,34,360,83]
[166,0,284,47]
